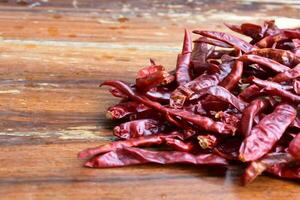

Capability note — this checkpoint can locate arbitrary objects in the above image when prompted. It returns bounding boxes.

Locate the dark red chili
[239,103,296,162]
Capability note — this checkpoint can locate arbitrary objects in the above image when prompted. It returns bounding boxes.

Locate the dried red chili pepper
[272,63,300,82]
[113,119,163,139]
[84,147,228,168]
[78,132,184,159]
[190,86,248,112]
[190,42,211,75]
[145,87,171,104]
[266,161,300,179]
[225,22,265,43]
[239,103,296,162]
[193,30,255,52]
[262,86,300,103]
[243,153,294,184]
[176,29,192,85]
[240,99,270,137]
[219,60,243,91]
[239,54,290,73]
[238,84,261,101]
[251,76,293,90]
[249,48,300,67]
[136,65,174,92]
[288,133,300,159]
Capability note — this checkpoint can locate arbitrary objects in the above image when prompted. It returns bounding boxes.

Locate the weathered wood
[0,0,299,199]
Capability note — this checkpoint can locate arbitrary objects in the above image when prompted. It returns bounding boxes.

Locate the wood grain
[0,1,299,199]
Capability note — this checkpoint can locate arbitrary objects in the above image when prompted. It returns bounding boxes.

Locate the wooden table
[0,1,299,199]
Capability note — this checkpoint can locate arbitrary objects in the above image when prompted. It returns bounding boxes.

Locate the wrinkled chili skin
[194,37,232,48]
[249,48,300,67]
[84,147,228,168]
[272,63,300,83]
[239,54,290,73]
[145,87,171,104]
[193,30,255,52]
[238,84,261,101]
[219,60,243,91]
[239,104,296,162]
[190,86,248,112]
[78,132,184,159]
[288,133,300,159]
[240,99,270,137]
[136,65,174,92]
[170,61,233,108]
[113,119,162,139]
[266,161,300,179]
[190,42,211,76]
[243,153,294,184]
[262,86,300,103]
[176,29,193,85]
[251,77,293,90]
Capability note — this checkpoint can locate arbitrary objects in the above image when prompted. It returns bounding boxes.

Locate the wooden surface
[0,0,299,199]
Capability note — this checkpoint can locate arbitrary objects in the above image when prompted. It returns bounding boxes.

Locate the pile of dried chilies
[78,20,300,185]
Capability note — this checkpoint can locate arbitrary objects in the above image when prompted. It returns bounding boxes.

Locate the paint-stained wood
[0,1,299,199]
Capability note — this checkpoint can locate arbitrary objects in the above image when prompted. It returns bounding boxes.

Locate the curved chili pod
[84,147,228,168]
[266,162,300,179]
[262,86,300,103]
[288,133,300,159]
[225,22,265,43]
[249,48,300,67]
[193,30,255,53]
[272,63,300,82]
[251,76,293,90]
[239,54,290,73]
[240,99,270,137]
[243,153,294,184]
[256,33,290,48]
[176,29,193,85]
[239,103,296,162]
[145,87,171,104]
[164,138,195,152]
[78,132,184,159]
[219,60,243,91]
